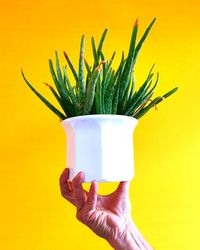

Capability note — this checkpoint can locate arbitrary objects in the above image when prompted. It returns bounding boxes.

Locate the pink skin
[59,168,153,250]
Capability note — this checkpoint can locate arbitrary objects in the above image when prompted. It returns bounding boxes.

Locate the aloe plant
[22,18,178,120]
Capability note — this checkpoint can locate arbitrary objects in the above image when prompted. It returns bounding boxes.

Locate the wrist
[108,219,153,250]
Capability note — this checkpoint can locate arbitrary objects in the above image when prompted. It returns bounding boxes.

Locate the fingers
[60,168,85,208]
[85,180,98,211]
[59,168,72,197]
[72,172,87,211]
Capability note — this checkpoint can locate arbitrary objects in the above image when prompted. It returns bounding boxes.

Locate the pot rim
[61,114,138,125]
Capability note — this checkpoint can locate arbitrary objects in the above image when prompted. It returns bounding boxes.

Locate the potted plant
[22,18,178,182]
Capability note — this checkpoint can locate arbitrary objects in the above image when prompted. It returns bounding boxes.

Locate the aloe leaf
[132,97,151,117]
[104,88,115,113]
[120,18,156,110]
[105,69,116,95]
[102,68,114,98]
[43,82,71,117]
[44,82,61,104]
[134,87,178,119]
[55,51,63,84]
[49,59,62,95]
[108,51,116,69]
[50,57,78,114]
[21,70,67,120]
[63,51,79,84]
[100,51,108,82]
[125,72,159,116]
[63,67,81,114]
[84,58,92,90]
[83,67,101,114]
[140,72,159,100]
[115,51,125,75]
[121,77,132,111]
[162,87,178,99]
[112,52,127,114]
[84,57,92,76]
[124,66,155,114]
[112,82,120,114]
[54,52,71,99]
[91,37,98,68]
[129,74,135,100]
[95,77,103,113]
[79,35,85,104]
[104,70,115,113]
[50,59,78,116]
[119,19,138,105]
[133,18,156,63]
[97,29,108,56]
[134,96,161,119]
[104,77,118,114]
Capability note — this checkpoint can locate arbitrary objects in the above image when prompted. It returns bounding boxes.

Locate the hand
[59,168,153,250]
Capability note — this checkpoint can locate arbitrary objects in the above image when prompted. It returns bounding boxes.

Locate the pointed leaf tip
[43,82,50,87]
[152,17,156,23]
[135,18,138,26]
[63,51,68,58]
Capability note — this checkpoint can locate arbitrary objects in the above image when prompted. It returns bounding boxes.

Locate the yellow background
[0,0,200,249]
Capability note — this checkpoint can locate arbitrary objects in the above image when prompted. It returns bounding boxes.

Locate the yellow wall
[0,0,199,249]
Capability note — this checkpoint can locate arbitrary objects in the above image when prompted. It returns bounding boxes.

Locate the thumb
[116,181,130,193]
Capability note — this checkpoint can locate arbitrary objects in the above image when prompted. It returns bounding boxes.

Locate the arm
[59,168,153,250]
[108,219,153,250]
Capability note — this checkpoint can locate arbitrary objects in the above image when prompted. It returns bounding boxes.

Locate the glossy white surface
[62,115,138,182]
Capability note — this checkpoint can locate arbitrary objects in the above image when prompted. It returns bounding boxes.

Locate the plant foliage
[22,18,178,120]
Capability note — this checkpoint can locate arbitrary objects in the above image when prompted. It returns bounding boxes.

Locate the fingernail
[67,180,72,192]
[79,171,85,179]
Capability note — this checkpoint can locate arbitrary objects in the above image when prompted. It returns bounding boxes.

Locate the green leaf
[119,20,138,105]
[119,18,156,111]
[84,57,92,76]
[102,68,114,97]
[63,67,81,115]
[83,67,101,115]
[49,58,77,116]
[63,51,79,84]
[43,82,73,117]
[49,59,62,95]
[55,51,63,84]
[104,77,118,114]
[133,18,156,64]
[129,74,135,100]
[97,29,108,56]
[124,66,155,114]
[163,87,178,99]
[79,35,85,104]
[134,86,178,119]
[100,51,107,82]
[125,72,159,116]
[134,96,161,119]
[95,77,103,114]
[107,51,116,71]
[21,70,67,120]
[91,37,98,68]
[112,82,120,114]
[121,77,132,112]
[44,82,61,105]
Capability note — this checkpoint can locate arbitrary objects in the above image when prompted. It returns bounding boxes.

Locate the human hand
[59,168,153,250]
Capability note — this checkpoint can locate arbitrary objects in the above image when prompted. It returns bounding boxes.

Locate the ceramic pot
[61,114,138,182]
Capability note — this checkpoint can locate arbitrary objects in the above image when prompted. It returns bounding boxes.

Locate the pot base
[68,167,134,183]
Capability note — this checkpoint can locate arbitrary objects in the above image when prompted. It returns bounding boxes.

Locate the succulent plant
[22,18,178,121]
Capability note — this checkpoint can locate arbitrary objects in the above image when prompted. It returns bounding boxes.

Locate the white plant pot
[61,114,138,182]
